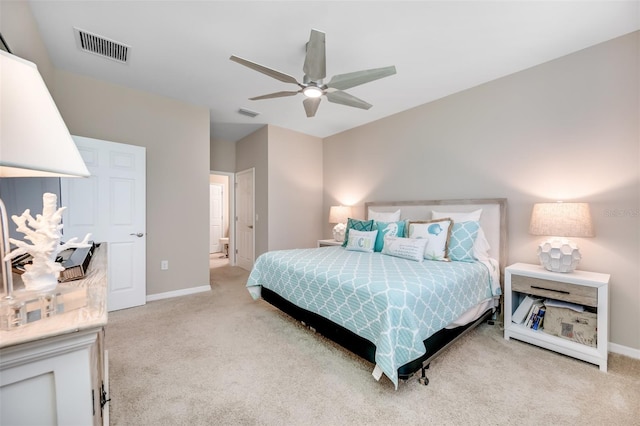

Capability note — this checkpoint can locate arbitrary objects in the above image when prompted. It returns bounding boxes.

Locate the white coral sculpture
[4,193,91,292]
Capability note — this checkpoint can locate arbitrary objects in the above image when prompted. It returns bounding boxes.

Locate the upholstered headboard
[365,198,508,283]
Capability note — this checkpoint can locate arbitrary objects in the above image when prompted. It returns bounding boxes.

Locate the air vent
[74,28,130,64]
[238,108,260,118]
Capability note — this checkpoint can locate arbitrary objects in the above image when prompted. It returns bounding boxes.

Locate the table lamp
[529,202,594,273]
[329,205,352,242]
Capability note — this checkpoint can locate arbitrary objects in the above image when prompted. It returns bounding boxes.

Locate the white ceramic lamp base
[537,237,581,273]
[332,223,346,242]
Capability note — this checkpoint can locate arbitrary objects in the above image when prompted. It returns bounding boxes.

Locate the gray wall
[323,32,640,352]
[235,125,324,257]
[267,125,323,250]
[236,126,269,257]
[210,137,236,173]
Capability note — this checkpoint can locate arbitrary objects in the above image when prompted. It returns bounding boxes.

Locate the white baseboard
[146,285,211,302]
[609,342,640,360]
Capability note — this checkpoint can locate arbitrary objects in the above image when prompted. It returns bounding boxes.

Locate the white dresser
[0,245,109,426]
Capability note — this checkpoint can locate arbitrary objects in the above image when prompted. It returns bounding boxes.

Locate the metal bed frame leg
[414,309,495,387]
[418,363,430,386]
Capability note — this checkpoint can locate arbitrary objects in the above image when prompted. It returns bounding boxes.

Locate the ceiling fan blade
[230,55,300,85]
[326,66,397,91]
[303,29,326,81]
[249,91,300,100]
[326,90,372,110]
[303,97,321,117]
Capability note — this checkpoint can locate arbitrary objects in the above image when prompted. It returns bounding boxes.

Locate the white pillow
[381,236,427,262]
[368,209,401,222]
[345,229,378,253]
[408,219,453,261]
[432,209,490,260]
[473,227,491,261]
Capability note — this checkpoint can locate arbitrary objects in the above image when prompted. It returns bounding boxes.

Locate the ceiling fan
[230,29,397,118]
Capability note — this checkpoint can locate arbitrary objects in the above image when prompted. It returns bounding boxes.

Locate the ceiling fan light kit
[302,86,323,98]
[230,29,396,117]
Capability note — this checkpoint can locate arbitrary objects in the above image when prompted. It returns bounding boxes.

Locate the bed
[247,199,507,388]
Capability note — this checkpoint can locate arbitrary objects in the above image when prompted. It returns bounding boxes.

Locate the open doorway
[209,171,234,268]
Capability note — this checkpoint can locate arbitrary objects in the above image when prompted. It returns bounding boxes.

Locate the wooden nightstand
[504,263,610,371]
[317,239,343,247]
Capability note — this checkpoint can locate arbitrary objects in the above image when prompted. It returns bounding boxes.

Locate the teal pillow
[449,221,480,262]
[342,218,375,247]
[373,220,406,252]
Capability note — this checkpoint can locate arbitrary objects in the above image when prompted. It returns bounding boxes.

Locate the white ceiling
[26,1,639,142]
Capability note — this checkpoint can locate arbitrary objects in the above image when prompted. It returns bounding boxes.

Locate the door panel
[64,177,99,229]
[109,241,135,292]
[110,178,135,224]
[61,136,146,311]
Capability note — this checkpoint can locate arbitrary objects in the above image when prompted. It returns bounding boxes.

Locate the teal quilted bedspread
[246,246,495,388]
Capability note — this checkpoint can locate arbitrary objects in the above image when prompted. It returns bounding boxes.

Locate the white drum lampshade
[529,202,594,273]
[0,51,90,178]
[329,206,352,242]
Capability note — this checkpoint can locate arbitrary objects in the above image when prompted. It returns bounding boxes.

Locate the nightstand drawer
[511,275,597,307]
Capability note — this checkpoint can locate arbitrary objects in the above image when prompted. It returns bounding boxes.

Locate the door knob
[248,225,254,229]
[130,232,144,237]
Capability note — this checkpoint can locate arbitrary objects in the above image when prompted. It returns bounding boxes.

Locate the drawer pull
[531,285,570,295]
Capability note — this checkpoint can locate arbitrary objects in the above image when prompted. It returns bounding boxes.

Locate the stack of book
[59,241,96,282]
[512,295,546,331]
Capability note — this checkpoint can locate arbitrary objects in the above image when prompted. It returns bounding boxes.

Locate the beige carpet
[106,264,640,425]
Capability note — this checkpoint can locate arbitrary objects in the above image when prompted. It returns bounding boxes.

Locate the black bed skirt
[261,287,491,380]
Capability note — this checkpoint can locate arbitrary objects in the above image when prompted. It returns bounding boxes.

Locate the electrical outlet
[161,260,169,270]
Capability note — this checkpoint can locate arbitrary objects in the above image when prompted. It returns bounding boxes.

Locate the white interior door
[61,136,146,311]
[209,183,223,253]
[235,168,254,271]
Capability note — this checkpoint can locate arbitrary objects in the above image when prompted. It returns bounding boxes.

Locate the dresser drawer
[511,274,598,307]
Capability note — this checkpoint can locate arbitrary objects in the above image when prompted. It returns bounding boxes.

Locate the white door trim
[210,170,235,266]
[235,168,255,271]
[209,183,223,254]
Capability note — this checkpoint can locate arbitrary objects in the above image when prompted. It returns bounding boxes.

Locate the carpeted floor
[106,264,640,425]
[209,251,229,269]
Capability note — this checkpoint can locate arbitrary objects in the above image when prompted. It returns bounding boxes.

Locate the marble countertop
[0,244,107,349]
